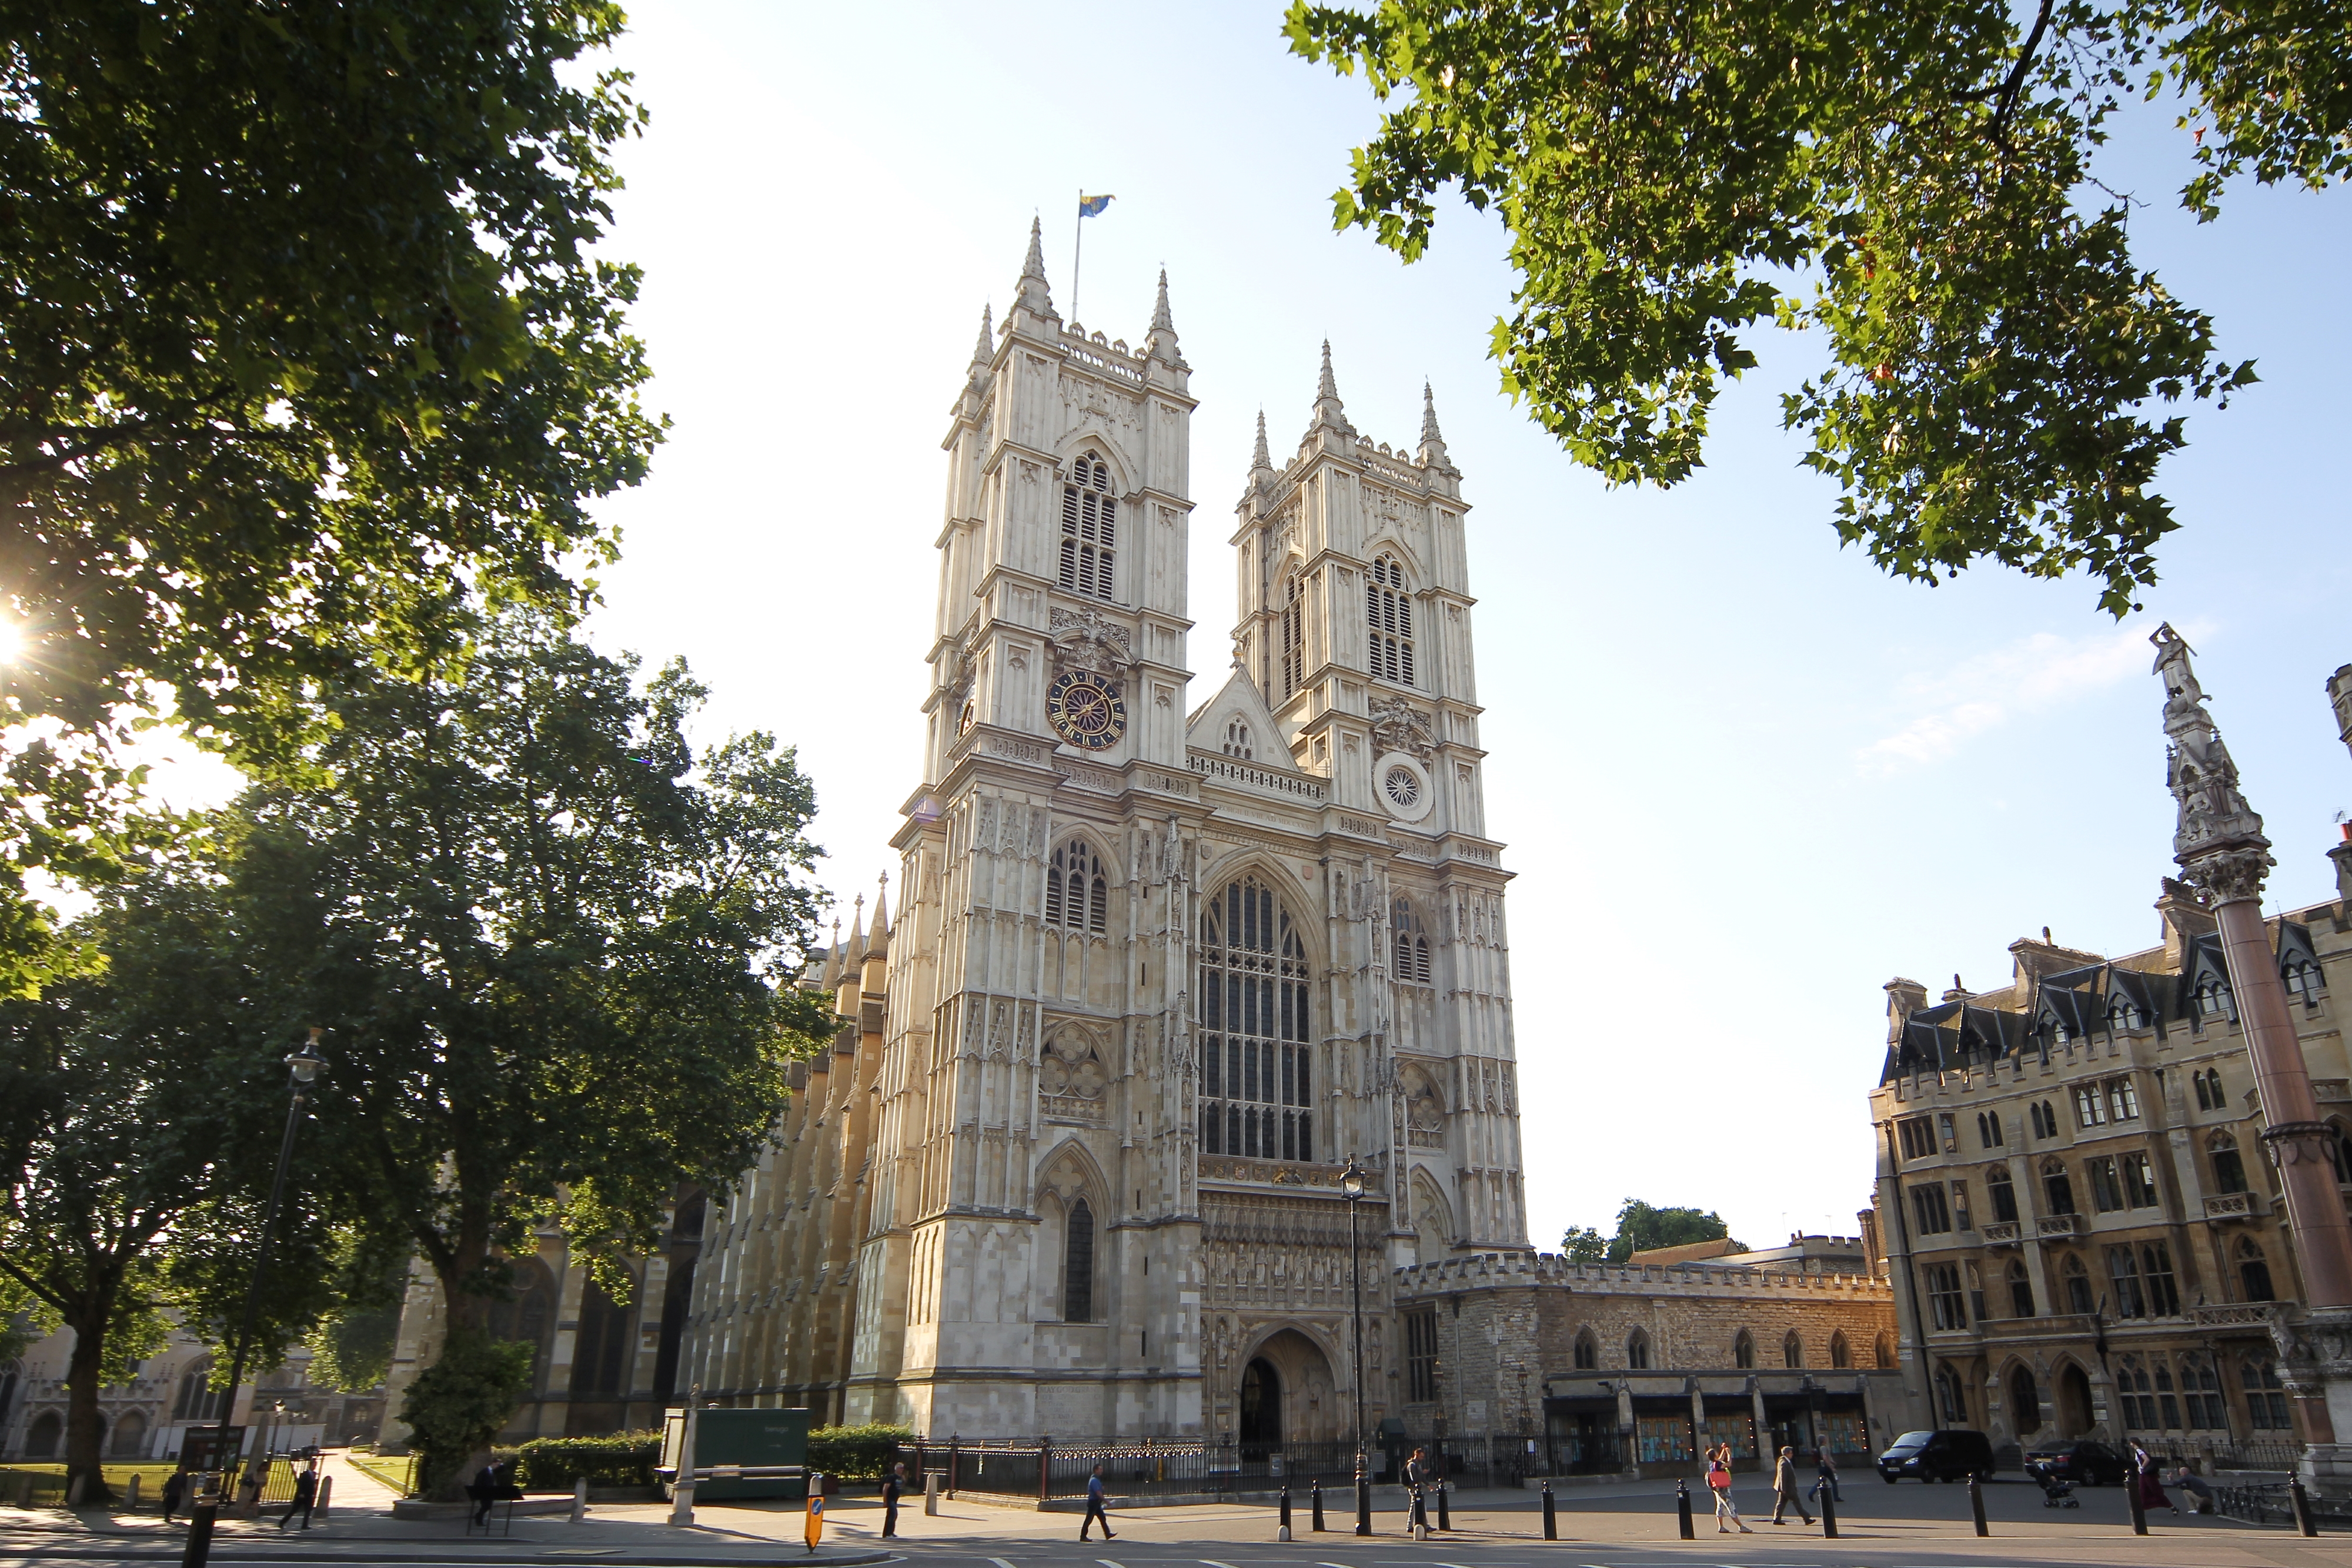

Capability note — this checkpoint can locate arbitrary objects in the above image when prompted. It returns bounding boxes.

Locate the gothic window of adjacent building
[2073,1085,2107,1128]
[2286,957,2327,1002]
[1924,1262,1966,1330]
[1873,1332,1895,1369]
[2062,1253,2096,1315]
[1278,574,1305,699]
[2110,995,2149,1032]
[2242,1356,2294,1429]
[1366,554,1415,686]
[569,1272,634,1399]
[2182,1354,2227,1429]
[1223,718,1254,759]
[2030,1099,2057,1139]
[1782,1330,1804,1369]
[2086,1155,2123,1212]
[1060,452,1117,601]
[1986,1164,2019,1222]
[1573,1328,1599,1370]
[1910,1182,1951,1234]
[1994,1259,2027,1317]
[1392,898,1432,985]
[2042,1158,2076,1215]
[1938,1112,1957,1150]
[2117,1356,2157,1429]
[2010,1364,2042,1431]
[1950,1179,1973,1231]
[1045,840,1109,935]
[1733,1329,1755,1369]
[1405,1306,1439,1403]
[2239,1235,2276,1302]
[1198,875,1313,1161]
[2106,1076,2141,1121]
[1625,1328,1651,1369]
[1897,1115,1935,1159]
[2194,977,2234,1022]
[172,1357,229,1423]
[2109,1241,2180,1318]
[2119,1151,2159,1208]
[1064,1196,1095,1322]
[1829,1330,1851,1368]
[2193,1066,2226,1111]
[1934,1363,1967,1426]
[1977,1111,2004,1148]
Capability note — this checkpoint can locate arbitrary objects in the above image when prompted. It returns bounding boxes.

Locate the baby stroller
[2032,1466,2080,1508]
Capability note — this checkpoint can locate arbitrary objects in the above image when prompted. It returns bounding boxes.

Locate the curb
[0,1552,897,1566]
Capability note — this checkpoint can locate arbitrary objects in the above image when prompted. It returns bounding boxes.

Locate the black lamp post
[1341,1157,1369,1534]
[182,1031,325,1568]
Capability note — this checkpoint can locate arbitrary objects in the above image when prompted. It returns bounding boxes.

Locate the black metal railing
[891,1434,1565,1501]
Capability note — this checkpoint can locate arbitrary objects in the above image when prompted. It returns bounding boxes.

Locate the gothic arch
[1235,1321,1345,1443]
[1408,1166,1454,1263]
[1359,532,1428,586]
[1054,430,1138,496]
[1035,1137,1111,1213]
[1195,851,1322,960]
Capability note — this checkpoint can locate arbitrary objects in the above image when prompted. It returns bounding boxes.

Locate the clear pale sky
[181,2,2352,1254]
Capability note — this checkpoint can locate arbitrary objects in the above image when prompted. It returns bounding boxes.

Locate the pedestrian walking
[161,1469,186,1525]
[2133,1444,2173,1515]
[1079,1463,1115,1541]
[1404,1446,1431,1527]
[1769,1446,1813,1526]
[1809,1447,1842,1505]
[881,1462,905,1539]
[468,1459,507,1527]
[1706,1443,1753,1534]
[276,1465,318,1530]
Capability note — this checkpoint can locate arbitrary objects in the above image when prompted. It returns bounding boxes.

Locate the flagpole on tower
[1071,188,1083,329]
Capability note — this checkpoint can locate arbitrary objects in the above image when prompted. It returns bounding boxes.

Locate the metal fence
[2205,1438,2305,1472]
[891,1435,1555,1502]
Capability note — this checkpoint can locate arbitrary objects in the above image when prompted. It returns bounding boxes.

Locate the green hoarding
[659,1407,810,1502]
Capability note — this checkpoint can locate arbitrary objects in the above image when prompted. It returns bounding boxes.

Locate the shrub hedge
[512,1432,661,1490]
[806,1424,912,1482]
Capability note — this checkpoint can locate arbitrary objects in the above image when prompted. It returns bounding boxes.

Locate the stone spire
[847,892,868,964]
[821,917,843,988]
[1308,339,1355,440]
[868,871,890,952]
[1250,409,1272,478]
[1145,267,1180,363]
[1416,380,1452,470]
[1014,216,1054,319]
[2153,623,2273,903]
[969,305,993,373]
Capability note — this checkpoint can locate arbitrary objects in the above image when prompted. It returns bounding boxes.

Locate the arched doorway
[1240,1359,1281,1459]
[25,1411,60,1456]
[2054,1363,2094,1437]
[2009,1366,2041,1437]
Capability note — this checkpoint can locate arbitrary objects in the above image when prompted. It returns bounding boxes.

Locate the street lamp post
[1341,1158,1369,1536]
[182,1031,325,1568]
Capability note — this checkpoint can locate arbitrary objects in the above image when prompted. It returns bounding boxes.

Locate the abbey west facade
[675,222,1529,1442]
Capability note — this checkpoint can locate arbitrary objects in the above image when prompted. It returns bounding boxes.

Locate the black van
[1877,1429,1997,1483]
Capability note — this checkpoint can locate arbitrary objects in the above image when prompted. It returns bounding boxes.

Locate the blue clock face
[1047,671,1126,751]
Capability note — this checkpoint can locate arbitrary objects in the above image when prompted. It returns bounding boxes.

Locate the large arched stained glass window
[1200,875,1312,1160]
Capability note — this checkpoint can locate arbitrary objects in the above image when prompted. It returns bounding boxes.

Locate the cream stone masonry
[676,226,1529,1443]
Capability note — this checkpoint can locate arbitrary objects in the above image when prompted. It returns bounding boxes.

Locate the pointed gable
[1185,664,1293,765]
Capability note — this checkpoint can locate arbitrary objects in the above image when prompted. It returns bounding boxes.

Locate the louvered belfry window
[1060,452,1117,600]
[1392,897,1432,984]
[1279,573,1304,697]
[1044,840,1108,935]
[1199,876,1312,1161]
[1367,554,1414,685]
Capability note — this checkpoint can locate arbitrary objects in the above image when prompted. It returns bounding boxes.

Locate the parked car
[2024,1440,2129,1486]
[1878,1429,1997,1483]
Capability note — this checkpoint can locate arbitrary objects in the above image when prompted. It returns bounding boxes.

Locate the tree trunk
[62,1298,115,1507]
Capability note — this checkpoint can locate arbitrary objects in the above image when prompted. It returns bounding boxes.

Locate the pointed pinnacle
[1318,339,1339,400]
[870,871,890,945]
[1151,268,1174,333]
[971,305,993,369]
[1421,381,1443,444]
[1251,409,1272,471]
[1022,215,1047,280]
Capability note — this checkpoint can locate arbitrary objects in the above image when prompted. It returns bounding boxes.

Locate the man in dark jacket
[161,1469,187,1525]
[1080,1465,1115,1541]
[1770,1447,1813,1526]
[881,1462,906,1538]
[276,1465,319,1530]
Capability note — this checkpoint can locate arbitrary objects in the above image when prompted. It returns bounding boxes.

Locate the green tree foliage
[213,610,832,1483]
[0,0,663,985]
[0,872,348,1504]
[399,1332,538,1496]
[1283,0,2352,613]
[306,1295,406,1394]
[1562,1198,1744,1264]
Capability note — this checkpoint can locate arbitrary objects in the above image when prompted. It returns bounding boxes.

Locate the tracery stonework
[677,227,1525,1442]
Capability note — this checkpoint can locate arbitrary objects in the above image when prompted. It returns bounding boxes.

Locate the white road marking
[1201,1560,1244,1567]
[990,1557,1020,1568]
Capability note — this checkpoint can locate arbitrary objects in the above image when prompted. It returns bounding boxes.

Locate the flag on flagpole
[1078,193,1115,218]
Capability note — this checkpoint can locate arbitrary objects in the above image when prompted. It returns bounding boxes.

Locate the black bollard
[1410,1483,1426,1534]
[181,1495,218,1568]
[1312,1477,1326,1532]
[1969,1474,1988,1537]
[2292,1477,2318,1538]
[1541,1479,1557,1540]
[1820,1480,1838,1539]
[1356,1472,1372,1536]
[2127,1472,2147,1536]
[1676,1477,1695,1540]
[1436,1480,1451,1532]
[1279,1484,1293,1539]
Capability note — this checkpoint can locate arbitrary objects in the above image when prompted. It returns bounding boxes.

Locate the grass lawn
[343,1452,418,1497]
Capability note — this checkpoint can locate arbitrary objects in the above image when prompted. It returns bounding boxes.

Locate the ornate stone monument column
[2153,626,2352,1485]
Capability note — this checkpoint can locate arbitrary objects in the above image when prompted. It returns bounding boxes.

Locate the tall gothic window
[1366,554,1414,686]
[1199,875,1313,1161]
[1064,1197,1095,1322]
[1392,897,1432,985]
[1060,452,1117,601]
[1045,840,1108,935]
[1279,573,1305,698]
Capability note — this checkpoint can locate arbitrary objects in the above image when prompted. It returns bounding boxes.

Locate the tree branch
[1990,0,2055,157]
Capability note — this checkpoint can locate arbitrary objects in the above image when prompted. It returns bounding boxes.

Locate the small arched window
[1573,1329,1599,1370]
[2007,1259,2035,1318]
[2029,1099,2057,1139]
[1060,452,1117,601]
[1625,1328,1651,1370]
[1064,1196,1095,1322]
[1224,718,1254,760]
[1392,898,1432,985]
[1934,1363,1967,1426]
[2239,1235,2276,1303]
[1825,1330,1850,1369]
[2042,1158,2076,1216]
[2243,1356,2293,1428]
[2285,957,2326,1002]
[1046,840,1109,935]
[1278,573,1305,698]
[1366,554,1415,686]
[1873,1332,1895,1370]
[2062,1253,2096,1315]
[1783,1330,1805,1369]
[2196,978,2234,1022]
[1977,1111,2004,1148]
[1986,1164,2018,1223]
[1732,1329,1755,1369]
[2209,1132,2247,1195]
[172,1358,228,1423]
